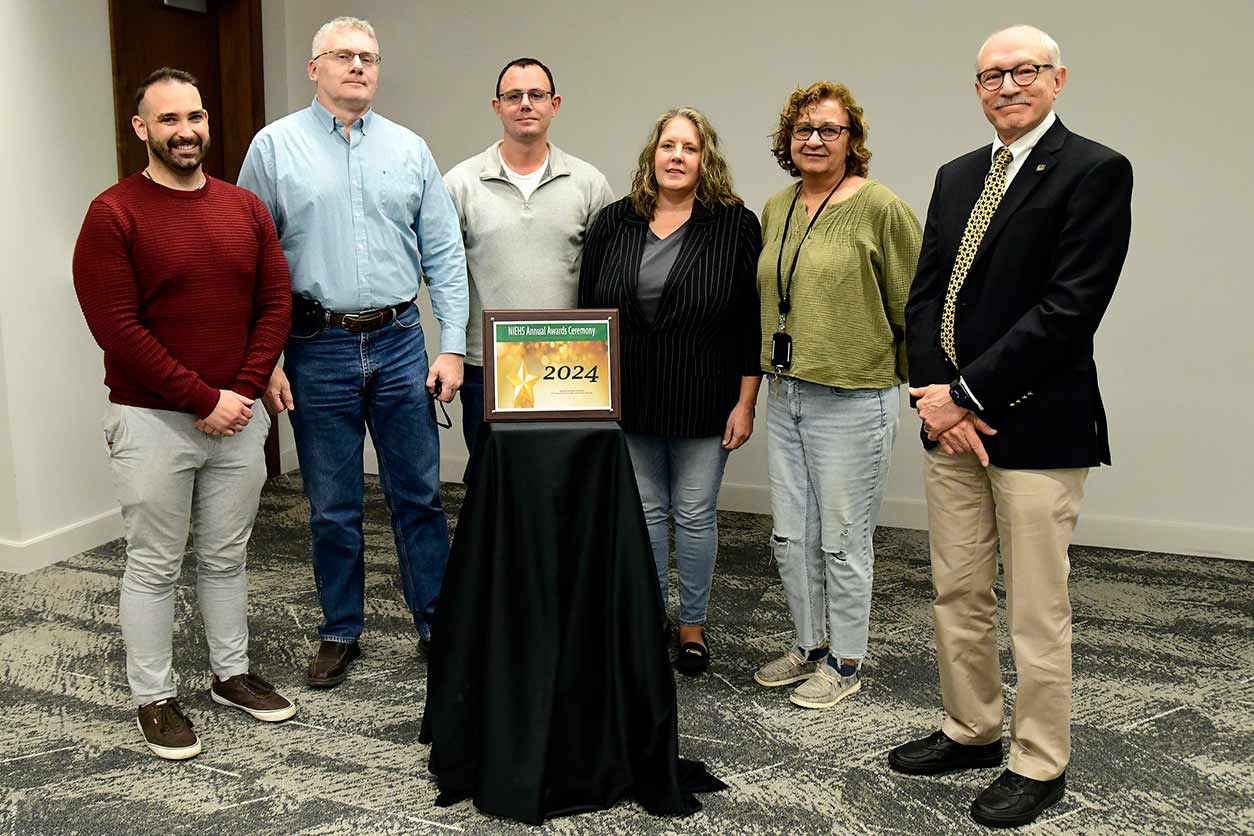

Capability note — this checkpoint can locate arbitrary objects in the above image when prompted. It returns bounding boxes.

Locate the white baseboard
[874,497,1252,561]
[364,450,469,484]
[0,508,123,575]
[294,460,1254,563]
[717,483,1251,562]
[280,443,300,474]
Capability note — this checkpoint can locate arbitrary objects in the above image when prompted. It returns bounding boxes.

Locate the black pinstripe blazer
[578,198,762,437]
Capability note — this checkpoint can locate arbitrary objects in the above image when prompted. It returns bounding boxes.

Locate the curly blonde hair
[628,107,743,220]
[770,81,871,178]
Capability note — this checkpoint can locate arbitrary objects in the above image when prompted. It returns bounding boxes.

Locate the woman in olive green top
[751,81,921,710]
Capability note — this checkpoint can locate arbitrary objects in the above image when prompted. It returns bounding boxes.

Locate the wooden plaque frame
[483,309,621,422]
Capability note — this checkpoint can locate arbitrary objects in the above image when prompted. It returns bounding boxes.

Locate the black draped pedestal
[418,422,725,824]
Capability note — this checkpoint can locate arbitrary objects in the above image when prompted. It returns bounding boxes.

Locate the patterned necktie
[940,146,1013,367]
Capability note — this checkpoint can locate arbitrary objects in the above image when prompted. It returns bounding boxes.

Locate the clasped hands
[908,383,998,467]
[193,389,256,437]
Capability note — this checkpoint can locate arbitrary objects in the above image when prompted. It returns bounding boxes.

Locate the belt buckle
[341,310,385,332]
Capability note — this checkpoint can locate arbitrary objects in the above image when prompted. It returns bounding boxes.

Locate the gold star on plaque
[507,360,540,408]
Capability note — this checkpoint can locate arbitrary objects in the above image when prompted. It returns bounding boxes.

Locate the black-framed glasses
[497,89,552,106]
[976,63,1052,91]
[791,124,850,142]
[314,49,381,67]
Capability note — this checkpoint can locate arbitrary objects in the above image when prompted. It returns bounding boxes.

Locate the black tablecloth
[418,422,725,824]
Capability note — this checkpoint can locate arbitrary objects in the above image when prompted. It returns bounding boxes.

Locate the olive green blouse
[757,180,922,388]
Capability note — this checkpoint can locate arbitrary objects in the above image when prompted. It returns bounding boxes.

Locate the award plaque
[483,309,621,422]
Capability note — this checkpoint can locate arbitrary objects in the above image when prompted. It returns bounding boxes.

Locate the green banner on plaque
[495,322,609,342]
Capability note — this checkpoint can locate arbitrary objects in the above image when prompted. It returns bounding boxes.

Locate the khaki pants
[924,450,1087,780]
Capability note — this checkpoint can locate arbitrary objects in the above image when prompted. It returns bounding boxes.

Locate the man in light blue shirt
[238,15,468,688]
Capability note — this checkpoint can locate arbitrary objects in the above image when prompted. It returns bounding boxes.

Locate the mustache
[994,95,1030,108]
[167,137,202,149]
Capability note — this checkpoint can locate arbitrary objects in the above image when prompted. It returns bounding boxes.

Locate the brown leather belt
[328,300,413,333]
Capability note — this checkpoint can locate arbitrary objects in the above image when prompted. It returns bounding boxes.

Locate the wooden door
[108,0,280,477]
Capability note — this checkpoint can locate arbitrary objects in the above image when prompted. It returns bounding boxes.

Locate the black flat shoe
[674,640,709,676]
[970,769,1065,828]
[888,729,1003,775]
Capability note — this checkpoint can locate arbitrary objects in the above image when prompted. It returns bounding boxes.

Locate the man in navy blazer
[890,24,1133,828]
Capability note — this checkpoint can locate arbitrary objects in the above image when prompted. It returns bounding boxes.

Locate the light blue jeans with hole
[767,378,899,661]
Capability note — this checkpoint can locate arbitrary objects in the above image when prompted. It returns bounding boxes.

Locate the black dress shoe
[887,729,1002,775]
[970,769,1065,828]
[306,640,361,688]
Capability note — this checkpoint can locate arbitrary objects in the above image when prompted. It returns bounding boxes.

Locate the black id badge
[771,332,793,370]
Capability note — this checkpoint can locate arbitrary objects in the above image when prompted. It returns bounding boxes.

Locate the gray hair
[977,25,1061,69]
[311,16,378,57]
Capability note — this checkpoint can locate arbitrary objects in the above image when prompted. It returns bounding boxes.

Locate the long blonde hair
[628,107,743,219]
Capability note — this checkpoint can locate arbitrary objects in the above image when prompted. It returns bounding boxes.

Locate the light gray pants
[104,404,270,705]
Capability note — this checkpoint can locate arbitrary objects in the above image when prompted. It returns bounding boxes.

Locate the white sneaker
[788,661,861,709]
[753,649,820,687]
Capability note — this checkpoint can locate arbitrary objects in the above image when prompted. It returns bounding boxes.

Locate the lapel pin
[1035,164,1047,172]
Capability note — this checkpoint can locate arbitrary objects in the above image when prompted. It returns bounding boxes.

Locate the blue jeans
[284,304,448,642]
[624,433,731,625]
[459,363,484,484]
[767,378,899,661]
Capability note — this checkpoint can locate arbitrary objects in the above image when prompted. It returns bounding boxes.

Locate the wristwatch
[949,379,976,411]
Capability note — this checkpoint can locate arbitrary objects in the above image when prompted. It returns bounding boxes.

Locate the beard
[148,134,209,172]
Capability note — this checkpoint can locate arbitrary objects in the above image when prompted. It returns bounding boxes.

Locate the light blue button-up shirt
[238,98,468,354]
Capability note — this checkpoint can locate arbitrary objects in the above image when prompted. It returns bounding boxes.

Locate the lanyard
[774,173,846,331]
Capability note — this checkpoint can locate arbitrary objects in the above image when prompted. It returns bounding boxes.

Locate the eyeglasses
[497,89,552,106]
[314,49,381,67]
[791,124,850,142]
[976,63,1052,91]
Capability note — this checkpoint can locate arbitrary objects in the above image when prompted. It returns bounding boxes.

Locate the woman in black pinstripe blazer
[578,107,762,675]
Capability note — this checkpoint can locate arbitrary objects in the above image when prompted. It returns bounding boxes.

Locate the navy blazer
[578,197,762,437]
[905,118,1134,469]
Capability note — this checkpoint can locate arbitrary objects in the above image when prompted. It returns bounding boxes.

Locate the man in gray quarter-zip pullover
[443,57,614,480]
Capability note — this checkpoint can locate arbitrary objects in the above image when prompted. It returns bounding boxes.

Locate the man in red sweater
[73,68,295,760]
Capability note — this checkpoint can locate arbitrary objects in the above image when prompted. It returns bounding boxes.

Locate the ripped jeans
[766,377,899,661]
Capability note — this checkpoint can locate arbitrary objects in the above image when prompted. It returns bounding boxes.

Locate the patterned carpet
[1,474,1251,835]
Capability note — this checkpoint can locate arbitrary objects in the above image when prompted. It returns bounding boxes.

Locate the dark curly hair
[770,81,871,178]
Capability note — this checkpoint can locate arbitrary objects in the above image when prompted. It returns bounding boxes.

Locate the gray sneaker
[789,660,861,709]
[754,649,819,687]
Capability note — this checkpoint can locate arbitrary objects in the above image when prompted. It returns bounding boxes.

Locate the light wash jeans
[767,378,899,661]
[624,433,731,625]
[104,403,270,705]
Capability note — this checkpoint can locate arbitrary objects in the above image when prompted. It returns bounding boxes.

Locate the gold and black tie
[940,146,1013,367]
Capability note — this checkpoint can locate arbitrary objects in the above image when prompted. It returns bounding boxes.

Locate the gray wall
[3,0,1247,572]
[0,0,124,572]
[260,0,1253,560]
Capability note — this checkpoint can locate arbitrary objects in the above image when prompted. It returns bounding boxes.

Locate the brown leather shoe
[306,640,360,688]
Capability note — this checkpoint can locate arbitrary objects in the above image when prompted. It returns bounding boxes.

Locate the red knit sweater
[73,174,291,419]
